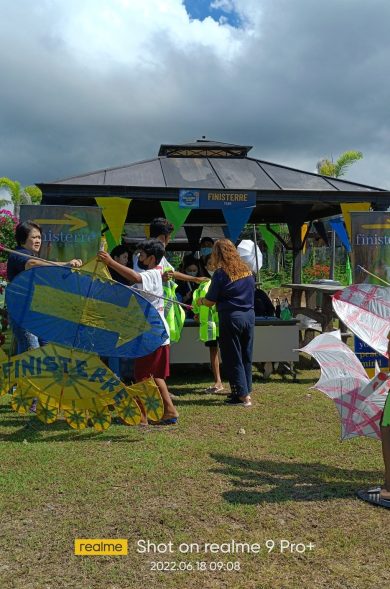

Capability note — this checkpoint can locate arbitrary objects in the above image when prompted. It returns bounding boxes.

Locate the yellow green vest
[163,279,185,343]
[192,281,219,342]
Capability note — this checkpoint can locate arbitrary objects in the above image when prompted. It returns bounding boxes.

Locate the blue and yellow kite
[6,266,167,357]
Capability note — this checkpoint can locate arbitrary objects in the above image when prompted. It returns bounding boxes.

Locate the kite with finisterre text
[0,344,164,430]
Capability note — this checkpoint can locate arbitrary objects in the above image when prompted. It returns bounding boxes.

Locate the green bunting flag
[258,225,277,253]
[161,201,191,237]
[346,256,353,285]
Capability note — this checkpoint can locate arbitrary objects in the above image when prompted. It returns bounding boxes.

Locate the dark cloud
[0,0,389,189]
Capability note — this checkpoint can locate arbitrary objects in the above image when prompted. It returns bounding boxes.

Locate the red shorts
[134,345,170,381]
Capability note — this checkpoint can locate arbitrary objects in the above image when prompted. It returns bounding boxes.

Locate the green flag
[258,225,277,253]
[346,256,353,285]
[161,201,191,237]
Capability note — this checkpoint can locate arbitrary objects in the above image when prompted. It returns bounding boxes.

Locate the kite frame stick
[0,245,194,310]
[357,265,390,287]
[0,245,69,267]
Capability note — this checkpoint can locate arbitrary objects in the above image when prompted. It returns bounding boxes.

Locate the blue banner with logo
[179,189,256,209]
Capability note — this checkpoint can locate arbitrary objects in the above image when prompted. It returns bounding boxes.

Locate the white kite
[332,284,390,357]
[300,331,389,440]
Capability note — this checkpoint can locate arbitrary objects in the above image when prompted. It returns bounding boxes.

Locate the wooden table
[282,283,345,332]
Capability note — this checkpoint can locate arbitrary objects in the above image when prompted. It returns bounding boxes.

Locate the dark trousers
[218,309,255,397]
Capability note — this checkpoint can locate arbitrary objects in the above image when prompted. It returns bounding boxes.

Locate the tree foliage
[0,177,42,215]
[0,209,19,280]
[317,150,363,178]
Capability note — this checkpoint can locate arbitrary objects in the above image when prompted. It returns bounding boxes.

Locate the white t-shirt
[134,268,170,345]
[133,253,174,273]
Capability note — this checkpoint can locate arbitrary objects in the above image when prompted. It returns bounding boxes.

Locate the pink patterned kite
[300,331,389,440]
[332,284,390,357]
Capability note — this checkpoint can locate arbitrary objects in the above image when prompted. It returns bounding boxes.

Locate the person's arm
[201,269,222,307]
[97,251,142,284]
[171,270,208,284]
[198,296,215,308]
[25,258,83,270]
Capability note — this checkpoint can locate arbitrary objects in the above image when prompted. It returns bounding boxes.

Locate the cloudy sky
[1,0,390,188]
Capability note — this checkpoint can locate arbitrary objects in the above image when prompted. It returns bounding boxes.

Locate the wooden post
[288,222,303,285]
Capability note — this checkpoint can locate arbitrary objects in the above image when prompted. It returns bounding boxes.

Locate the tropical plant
[0,209,19,278]
[316,150,363,178]
[0,177,42,216]
[0,194,11,208]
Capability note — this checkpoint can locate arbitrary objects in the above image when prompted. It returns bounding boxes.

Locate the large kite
[3,262,168,430]
[0,343,164,430]
[6,265,168,357]
[300,331,389,440]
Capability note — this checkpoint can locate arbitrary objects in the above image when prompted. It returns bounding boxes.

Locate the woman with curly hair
[197,239,255,407]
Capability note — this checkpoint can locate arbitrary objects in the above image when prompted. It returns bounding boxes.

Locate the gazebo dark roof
[38,139,390,225]
[158,139,252,157]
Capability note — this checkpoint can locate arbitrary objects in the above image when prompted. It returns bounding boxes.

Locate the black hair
[110,244,128,258]
[150,217,174,238]
[135,238,165,265]
[200,236,214,246]
[182,254,199,269]
[15,221,42,247]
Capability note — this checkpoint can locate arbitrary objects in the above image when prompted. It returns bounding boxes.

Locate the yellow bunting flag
[301,223,309,253]
[341,203,371,239]
[95,197,131,245]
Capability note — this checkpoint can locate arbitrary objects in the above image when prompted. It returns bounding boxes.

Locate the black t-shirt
[6,247,34,282]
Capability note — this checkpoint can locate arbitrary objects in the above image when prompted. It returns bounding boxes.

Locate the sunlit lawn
[0,365,388,589]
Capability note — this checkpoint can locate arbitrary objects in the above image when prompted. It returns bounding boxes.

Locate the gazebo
[38,139,390,281]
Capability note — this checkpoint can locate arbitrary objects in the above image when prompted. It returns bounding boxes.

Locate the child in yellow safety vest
[192,255,224,393]
[162,274,186,343]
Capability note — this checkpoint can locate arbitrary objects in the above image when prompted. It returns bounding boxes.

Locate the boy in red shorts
[98,239,178,425]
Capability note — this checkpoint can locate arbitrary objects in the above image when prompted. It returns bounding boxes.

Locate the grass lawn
[0,365,388,589]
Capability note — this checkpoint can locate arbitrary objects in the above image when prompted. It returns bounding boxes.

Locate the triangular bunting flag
[341,202,370,239]
[184,226,203,252]
[222,207,253,243]
[104,229,117,252]
[345,256,352,285]
[301,223,309,253]
[161,201,190,237]
[313,220,329,246]
[329,217,351,253]
[258,225,277,253]
[95,197,131,245]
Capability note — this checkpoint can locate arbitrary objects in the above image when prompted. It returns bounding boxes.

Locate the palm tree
[0,193,11,208]
[316,150,363,178]
[0,177,42,216]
